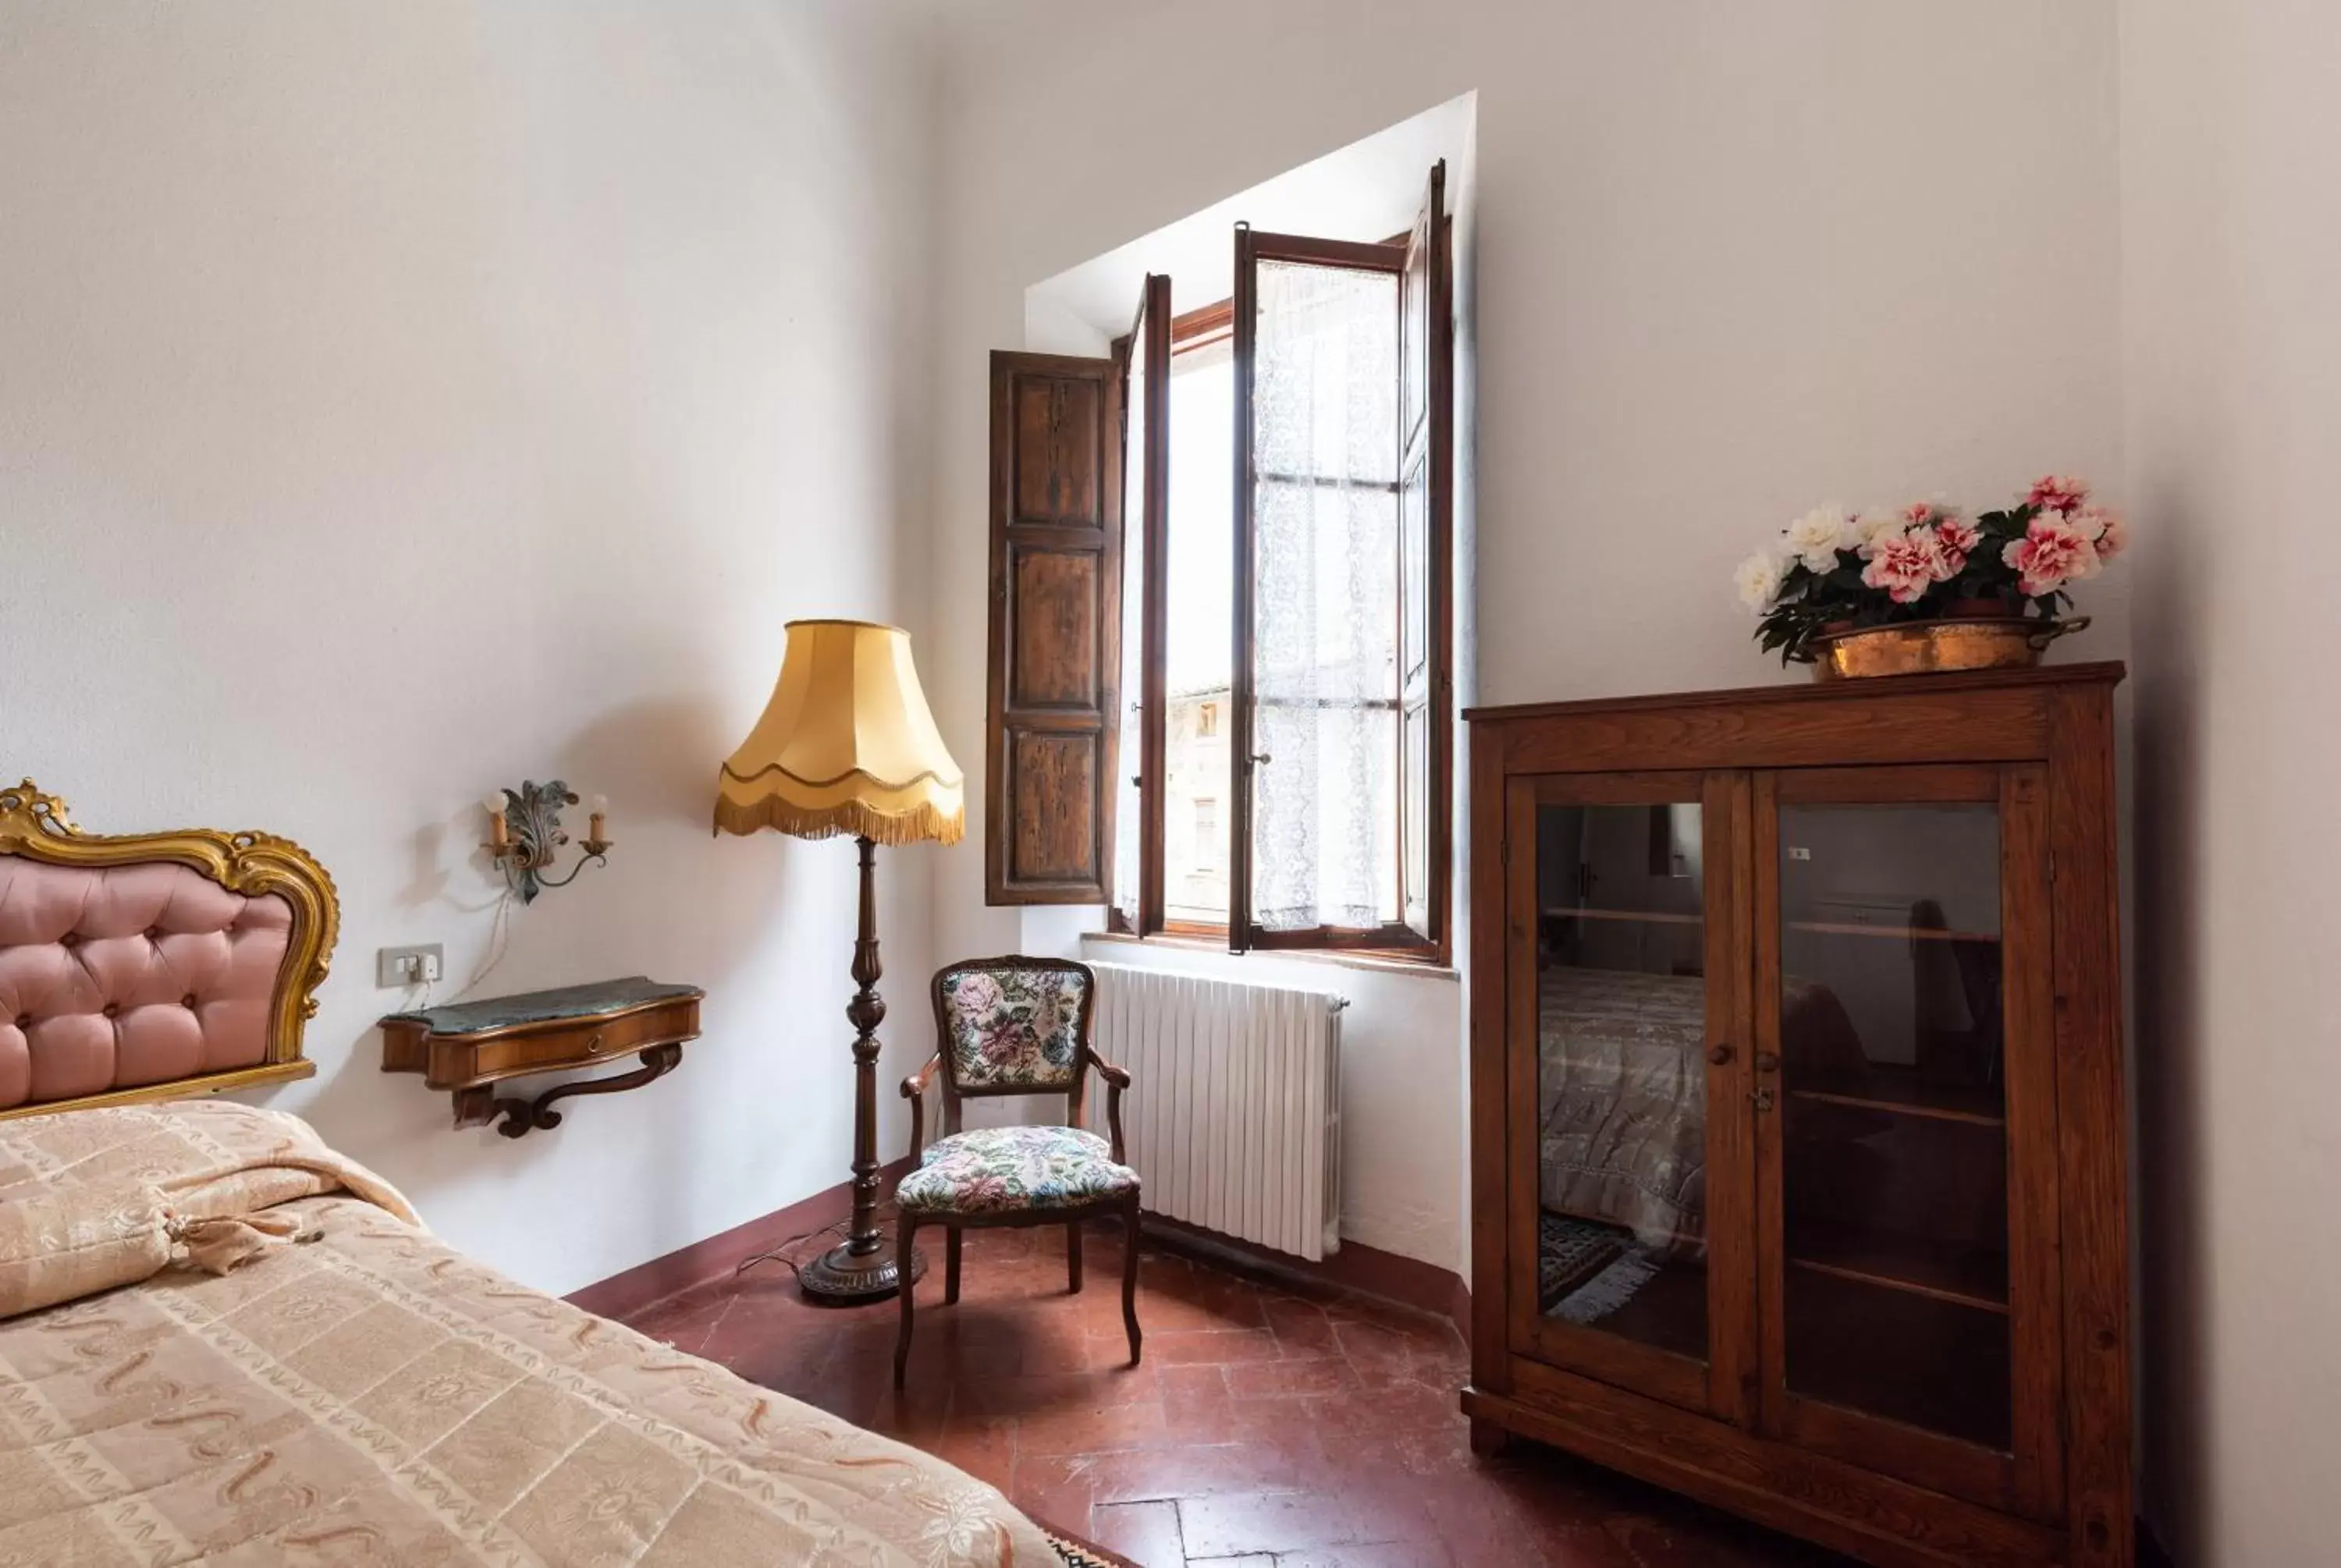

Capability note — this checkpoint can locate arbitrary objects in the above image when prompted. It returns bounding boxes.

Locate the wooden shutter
[986,352,1122,905]
[1398,160,1454,955]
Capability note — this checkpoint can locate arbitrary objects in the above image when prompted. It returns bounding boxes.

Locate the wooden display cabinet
[1462,665,2129,1568]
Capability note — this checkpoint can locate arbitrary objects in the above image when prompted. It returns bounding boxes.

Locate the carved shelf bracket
[467,1043,684,1139]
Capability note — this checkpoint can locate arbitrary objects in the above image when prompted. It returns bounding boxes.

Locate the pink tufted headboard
[0,782,336,1118]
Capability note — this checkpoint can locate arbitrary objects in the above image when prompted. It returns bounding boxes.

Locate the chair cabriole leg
[893,1215,917,1389]
[944,1226,961,1304]
[1121,1198,1142,1366]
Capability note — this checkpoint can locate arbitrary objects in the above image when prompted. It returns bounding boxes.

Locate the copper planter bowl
[1806,615,2090,681]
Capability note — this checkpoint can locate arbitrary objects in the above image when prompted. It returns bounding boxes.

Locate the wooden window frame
[1230,213,1452,964]
[1107,276,1171,934]
[1110,173,1453,964]
[1129,302,1243,942]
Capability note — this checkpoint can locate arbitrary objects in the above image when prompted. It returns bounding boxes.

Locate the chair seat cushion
[922,1124,1110,1165]
[897,1125,1138,1217]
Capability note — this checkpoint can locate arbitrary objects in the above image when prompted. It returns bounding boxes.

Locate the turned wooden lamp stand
[810,834,898,1301]
[712,619,964,1305]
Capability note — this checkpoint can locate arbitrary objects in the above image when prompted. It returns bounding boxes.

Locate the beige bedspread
[0,1103,1059,1566]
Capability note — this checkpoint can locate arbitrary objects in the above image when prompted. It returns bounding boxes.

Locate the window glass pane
[1163,340,1234,923]
[1533,801,1708,1363]
[1249,260,1400,931]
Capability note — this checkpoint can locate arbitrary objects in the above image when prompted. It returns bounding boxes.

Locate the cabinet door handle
[1753,1087,1776,1112]
[1707,1044,1735,1066]
[1754,1051,1781,1073]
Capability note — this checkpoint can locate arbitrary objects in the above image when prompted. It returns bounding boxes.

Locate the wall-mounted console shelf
[382,977,703,1138]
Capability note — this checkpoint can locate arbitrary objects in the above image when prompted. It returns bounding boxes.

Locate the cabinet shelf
[1541,907,1703,925]
[1785,919,1997,942]
[1787,1065,2003,1126]
[1786,1219,2009,1314]
[1783,1269,2013,1453]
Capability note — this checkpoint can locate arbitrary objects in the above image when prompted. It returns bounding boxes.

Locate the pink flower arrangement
[2002,513,2101,598]
[1935,515,1980,573]
[1861,528,1948,604]
[2027,475,2090,513]
[1736,476,2130,664]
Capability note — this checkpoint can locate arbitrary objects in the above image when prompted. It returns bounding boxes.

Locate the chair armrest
[901,1055,941,1161]
[1089,1053,1131,1162]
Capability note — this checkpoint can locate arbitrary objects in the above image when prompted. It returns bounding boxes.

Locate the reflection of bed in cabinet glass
[1532,801,1709,1366]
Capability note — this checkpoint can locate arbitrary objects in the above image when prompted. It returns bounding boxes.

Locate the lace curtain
[1249,261,1401,931]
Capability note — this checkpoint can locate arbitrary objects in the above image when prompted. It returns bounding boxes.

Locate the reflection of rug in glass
[1537,1210,1622,1311]
[1539,1211,1660,1323]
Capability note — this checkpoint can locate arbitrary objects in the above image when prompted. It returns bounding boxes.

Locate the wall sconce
[481,780,611,903]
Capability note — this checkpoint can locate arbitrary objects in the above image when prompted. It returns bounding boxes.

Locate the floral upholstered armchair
[893,956,1140,1387]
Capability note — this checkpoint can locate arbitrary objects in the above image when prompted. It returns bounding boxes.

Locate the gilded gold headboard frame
[0,780,339,1118]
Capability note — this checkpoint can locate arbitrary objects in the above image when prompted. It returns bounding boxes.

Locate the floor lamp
[713,618,963,1304]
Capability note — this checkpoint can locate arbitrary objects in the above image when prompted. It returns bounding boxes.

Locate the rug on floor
[1045,1526,1141,1568]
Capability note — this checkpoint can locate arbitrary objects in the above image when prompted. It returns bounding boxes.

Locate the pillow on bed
[0,1174,329,1318]
[0,1102,421,1319]
[0,1181,172,1317]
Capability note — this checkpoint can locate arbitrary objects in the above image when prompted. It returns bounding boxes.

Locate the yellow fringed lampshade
[713,619,964,846]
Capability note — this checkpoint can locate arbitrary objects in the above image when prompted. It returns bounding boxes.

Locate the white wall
[926,0,2127,1281]
[2121,2,2341,1562]
[0,0,942,1296]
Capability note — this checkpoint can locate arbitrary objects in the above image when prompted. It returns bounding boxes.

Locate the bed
[0,782,1091,1566]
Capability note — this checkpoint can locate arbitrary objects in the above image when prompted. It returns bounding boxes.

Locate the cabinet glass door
[1756,765,2060,1518]
[1508,772,1750,1417]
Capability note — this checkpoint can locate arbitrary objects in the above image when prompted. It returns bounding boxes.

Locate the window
[987,162,1453,963]
[1194,799,1221,872]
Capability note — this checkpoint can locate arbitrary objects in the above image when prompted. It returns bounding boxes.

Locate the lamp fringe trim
[712,796,964,847]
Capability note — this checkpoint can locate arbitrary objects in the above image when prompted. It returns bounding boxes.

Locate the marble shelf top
[382,977,702,1035]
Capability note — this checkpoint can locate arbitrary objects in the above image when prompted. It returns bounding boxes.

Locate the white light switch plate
[377,945,444,988]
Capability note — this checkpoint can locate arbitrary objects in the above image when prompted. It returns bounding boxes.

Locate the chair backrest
[932,956,1093,1095]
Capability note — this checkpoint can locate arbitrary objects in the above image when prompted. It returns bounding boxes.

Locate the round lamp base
[798,1240,925,1305]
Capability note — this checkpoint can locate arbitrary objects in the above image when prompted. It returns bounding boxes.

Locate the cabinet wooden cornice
[1462,664,2129,1568]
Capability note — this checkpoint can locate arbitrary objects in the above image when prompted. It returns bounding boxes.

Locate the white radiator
[1088,960,1344,1261]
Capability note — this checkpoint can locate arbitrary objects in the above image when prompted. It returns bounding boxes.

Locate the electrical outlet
[377,945,444,988]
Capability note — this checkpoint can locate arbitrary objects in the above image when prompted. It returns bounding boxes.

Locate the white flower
[1783,506,1856,573]
[1855,511,1906,553]
[1734,548,1789,613]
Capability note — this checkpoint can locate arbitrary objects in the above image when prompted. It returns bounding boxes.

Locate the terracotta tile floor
[620,1225,1851,1568]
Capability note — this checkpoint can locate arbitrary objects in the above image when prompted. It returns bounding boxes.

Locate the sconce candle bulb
[481,779,610,903]
[481,791,510,849]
